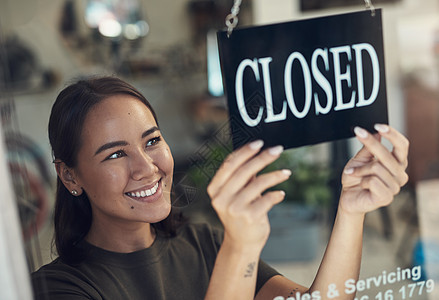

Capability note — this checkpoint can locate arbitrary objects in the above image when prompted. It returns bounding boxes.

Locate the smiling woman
[46,76,180,263]
[31,76,409,300]
[30,76,281,299]
[64,94,175,248]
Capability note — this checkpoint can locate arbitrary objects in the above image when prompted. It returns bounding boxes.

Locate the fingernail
[344,168,354,175]
[354,127,368,139]
[269,145,284,156]
[374,123,389,133]
[280,190,286,197]
[249,140,264,150]
[282,169,292,176]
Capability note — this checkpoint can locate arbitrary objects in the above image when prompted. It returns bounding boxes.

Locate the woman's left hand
[339,124,409,215]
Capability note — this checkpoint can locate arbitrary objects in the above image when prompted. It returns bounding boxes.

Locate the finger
[374,124,409,167]
[234,169,292,208]
[361,176,394,207]
[249,191,286,218]
[214,145,285,200]
[207,140,264,197]
[342,145,374,180]
[349,161,401,195]
[354,127,407,186]
[346,133,381,166]
[348,145,373,164]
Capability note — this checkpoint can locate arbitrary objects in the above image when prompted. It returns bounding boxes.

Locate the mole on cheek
[131,206,134,209]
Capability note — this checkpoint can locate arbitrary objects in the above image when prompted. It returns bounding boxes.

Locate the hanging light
[98,18,122,38]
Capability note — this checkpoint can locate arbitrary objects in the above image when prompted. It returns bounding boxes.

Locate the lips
[125,179,163,203]
[126,181,159,197]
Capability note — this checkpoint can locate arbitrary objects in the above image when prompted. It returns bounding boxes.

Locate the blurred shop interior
[1,0,439,298]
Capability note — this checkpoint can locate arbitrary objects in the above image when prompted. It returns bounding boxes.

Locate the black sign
[218,10,388,150]
[301,1,400,12]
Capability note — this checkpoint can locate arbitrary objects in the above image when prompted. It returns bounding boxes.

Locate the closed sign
[218,10,388,149]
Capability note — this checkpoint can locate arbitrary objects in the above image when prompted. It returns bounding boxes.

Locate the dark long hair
[49,76,183,265]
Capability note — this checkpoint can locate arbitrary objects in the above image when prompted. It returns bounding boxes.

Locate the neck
[85,219,156,253]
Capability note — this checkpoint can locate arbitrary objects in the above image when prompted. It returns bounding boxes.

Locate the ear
[55,161,83,196]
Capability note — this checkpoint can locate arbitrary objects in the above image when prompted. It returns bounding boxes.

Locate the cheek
[80,165,129,197]
[152,146,174,176]
[162,147,174,173]
[164,148,174,174]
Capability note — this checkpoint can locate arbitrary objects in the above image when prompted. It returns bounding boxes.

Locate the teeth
[128,181,159,198]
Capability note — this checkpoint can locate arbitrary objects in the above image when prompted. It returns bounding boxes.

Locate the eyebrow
[142,126,159,139]
[94,126,160,156]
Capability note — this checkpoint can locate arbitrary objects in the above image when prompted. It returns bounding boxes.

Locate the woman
[32,76,409,300]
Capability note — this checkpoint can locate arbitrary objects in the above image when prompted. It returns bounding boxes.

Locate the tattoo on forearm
[244,262,256,278]
[288,287,299,296]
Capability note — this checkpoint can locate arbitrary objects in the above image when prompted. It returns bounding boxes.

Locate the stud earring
[71,190,78,196]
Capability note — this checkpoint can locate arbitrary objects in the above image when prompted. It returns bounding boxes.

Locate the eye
[146,136,161,147]
[106,150,126,160]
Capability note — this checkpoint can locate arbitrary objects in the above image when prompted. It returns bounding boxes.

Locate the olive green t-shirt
[32,223,280,299]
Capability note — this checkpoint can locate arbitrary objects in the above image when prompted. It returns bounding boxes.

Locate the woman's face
[73,95,174,226]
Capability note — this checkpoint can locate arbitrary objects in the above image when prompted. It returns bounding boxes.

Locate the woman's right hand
[207,140,292,254]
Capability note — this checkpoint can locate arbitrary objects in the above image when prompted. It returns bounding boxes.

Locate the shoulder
[31,259,100,299]
[32,258,79,280]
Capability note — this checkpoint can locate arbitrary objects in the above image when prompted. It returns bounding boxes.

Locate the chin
[147,202,172,223]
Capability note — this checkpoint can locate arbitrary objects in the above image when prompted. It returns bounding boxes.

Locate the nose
[130,150,158,181]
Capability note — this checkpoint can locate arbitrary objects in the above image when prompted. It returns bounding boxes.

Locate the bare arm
[256,124,409,299]
[204,140,291,300]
